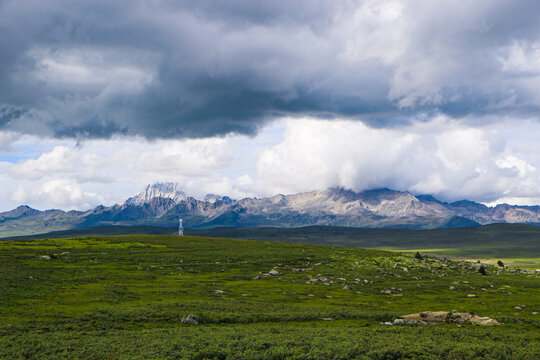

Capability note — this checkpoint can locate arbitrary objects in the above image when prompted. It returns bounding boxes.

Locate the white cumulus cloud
[1,116,540,211]
[254,117,540,204]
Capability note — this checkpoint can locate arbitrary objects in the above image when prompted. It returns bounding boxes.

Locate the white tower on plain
[178,217,184,236]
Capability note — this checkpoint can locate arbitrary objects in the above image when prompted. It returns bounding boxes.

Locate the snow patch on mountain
[125,183,187,205]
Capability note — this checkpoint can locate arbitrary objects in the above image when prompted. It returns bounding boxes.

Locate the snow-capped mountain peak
[125,182,187,205]
[3,184,540,238]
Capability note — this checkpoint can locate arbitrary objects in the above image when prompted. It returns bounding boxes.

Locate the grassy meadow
[8,223,540,267]
[190,224,540,268]
[0,234,539,359]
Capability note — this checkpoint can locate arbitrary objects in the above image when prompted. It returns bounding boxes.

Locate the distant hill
[2,182,540,237]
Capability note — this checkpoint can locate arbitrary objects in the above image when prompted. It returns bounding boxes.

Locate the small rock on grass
[181,315,200,325]
[393,319,428,326]
[268,269,282,276]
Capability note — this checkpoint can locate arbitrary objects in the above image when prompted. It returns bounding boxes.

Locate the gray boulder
[181,315,200,325]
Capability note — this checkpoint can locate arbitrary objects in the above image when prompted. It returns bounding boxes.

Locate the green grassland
[7,223,540,267]
[190,224,540,267]
[0,235,539,359]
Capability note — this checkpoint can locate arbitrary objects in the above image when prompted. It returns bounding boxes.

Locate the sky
[1,0,540,211]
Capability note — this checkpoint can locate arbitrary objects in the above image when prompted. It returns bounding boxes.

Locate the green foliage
[498,260,505,267]
[478,265,487,275]
[0,234,539,359]
[415,251,423,260]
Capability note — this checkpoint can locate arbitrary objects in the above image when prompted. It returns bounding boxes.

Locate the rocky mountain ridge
[125,183,187,205]
[1,183,540,237]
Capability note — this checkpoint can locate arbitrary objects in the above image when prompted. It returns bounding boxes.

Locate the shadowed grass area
[189,223,540,267]
[0,234,539,359]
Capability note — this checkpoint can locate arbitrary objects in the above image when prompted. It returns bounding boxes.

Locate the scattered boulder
[467,294,478,298]
[469,316,500,326]
[252,275,263,280]
[342,285,352,290]
[401,311,499,326]
[181,315,200,325]
[214,290,225,294]
[393,318,427,326]
[39,255,51,261]
[268,269,282,276]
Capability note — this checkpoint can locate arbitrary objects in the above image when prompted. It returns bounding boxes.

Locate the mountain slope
[1,183,540,237]
[125,183,187,206]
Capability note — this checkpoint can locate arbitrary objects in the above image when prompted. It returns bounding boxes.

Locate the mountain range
[1,182,540,237]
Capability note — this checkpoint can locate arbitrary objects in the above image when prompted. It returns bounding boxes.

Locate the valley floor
[0,235,538,359]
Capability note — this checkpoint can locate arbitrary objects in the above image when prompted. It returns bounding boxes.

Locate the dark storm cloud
[1,0,540,139]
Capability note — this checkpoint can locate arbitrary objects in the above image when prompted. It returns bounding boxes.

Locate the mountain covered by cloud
[2,183,540,238]
[1,0,540,139]
[1,117,540,213]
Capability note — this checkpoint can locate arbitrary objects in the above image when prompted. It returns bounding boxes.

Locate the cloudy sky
[1,0,540,211]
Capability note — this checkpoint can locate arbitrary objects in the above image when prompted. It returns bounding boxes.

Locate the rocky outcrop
[400,311,499,325]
